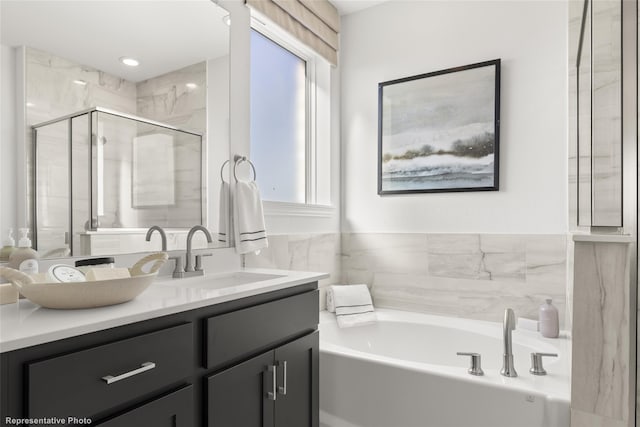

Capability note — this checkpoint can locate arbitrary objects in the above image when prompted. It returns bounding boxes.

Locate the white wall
[0,44,17,237]
[341,1,568,234]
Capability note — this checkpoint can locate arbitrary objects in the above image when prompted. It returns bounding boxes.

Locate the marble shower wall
[244,234,342,310]
[135,62,207,228]
[342,233,568,326]
[27,47,138,253]
[27,48,209,252]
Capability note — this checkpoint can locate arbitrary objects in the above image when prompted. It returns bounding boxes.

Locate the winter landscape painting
[378,59,500,194]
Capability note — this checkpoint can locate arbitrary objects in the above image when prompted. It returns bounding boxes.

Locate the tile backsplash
[246,232,568,327]
[244,234,342,310]
[343,233,567,327]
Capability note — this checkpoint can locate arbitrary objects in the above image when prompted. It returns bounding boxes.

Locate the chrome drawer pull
[101,362,156,385]
[267,365,277,401]
[277,360,287,395]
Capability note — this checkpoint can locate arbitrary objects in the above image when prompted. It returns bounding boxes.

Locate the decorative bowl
[0,252,167,309]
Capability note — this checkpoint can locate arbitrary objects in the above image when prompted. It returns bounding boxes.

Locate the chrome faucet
[145,226,167,251]
[185,225,213,273]
[500,308,517,377]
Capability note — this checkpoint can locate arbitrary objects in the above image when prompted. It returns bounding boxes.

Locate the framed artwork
[378,59,500,195]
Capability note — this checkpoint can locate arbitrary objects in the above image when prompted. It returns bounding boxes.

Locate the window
[250,29,307,203]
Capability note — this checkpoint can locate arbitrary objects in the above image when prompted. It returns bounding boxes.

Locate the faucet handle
[529,352,557,376]
[457,352,484,376]
[195,253,213,272]
[170,255,185,279]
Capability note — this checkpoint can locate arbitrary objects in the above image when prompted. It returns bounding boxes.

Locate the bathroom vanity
[0,270,324,427]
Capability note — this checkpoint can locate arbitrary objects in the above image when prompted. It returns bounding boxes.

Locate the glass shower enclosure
[32,107,204,257]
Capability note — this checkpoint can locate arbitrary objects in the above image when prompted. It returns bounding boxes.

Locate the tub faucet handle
[529,352,557,376]
[457,352,484,376]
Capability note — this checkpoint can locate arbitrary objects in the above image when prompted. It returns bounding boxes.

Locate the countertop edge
[0,269,328,353]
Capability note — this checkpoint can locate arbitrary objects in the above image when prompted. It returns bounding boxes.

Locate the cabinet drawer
[206,290,318,369]
[96,385,193,427]
[28,323,193,419]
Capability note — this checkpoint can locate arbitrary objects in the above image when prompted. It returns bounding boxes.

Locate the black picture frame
[378,59,501,195]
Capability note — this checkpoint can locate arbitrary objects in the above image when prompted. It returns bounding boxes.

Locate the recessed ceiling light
[26,102,35,108]
[119,57,140,67]
[73,79,87,86]
[185,83,198,90]
[222,15,231,26]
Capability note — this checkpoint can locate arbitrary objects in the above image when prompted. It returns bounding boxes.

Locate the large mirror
[1,0,231,258]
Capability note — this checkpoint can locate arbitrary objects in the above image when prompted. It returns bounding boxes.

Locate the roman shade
[245,0,340,65]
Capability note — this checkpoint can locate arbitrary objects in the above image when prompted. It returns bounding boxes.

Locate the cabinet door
[96,385,193,427]
[207,351,275,427]
[274,331,319,427]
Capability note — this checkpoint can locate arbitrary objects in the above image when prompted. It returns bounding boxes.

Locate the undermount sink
[176,271,286,289]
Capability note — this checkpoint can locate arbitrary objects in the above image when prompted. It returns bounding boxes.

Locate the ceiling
[0,0,230,82]
[331,0,389,16]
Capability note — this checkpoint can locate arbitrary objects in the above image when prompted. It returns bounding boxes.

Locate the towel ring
[233,155,257,183]
[220,159,230,183]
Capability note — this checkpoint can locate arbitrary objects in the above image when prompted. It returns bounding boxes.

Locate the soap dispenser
[0,228,15,262]
[8,228,39,274]
[539,298,559,338]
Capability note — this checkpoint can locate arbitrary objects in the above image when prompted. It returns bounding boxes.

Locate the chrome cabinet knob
[529,352,557,375]
[457,352,484,376]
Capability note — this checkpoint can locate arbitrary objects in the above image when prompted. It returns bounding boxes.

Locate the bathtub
[319,309,570,427]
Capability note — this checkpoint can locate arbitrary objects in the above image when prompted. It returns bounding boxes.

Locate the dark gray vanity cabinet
[207,331,319,427]
[0,282,319,427]
[97,385,194,427]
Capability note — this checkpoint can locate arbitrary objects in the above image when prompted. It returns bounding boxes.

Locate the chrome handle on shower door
[277,360,287,395]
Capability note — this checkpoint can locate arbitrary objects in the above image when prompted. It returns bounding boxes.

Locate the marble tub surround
[342,233,567,326]
[243,233,341,309]
[571,238,633,427]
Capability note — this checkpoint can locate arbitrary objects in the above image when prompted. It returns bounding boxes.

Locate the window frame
[250,18,332,216]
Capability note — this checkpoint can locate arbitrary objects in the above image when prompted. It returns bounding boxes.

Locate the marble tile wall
[571,240,632,427]
[27,49,209,253]
[245,232,567,324]
[342,233,568,325]
[244,234,342,310]
[135,62,207,229]
[136,62,207,134]
[26,47,138,253]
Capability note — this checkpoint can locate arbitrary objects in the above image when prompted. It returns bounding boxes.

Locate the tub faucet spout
[500,308,517,377]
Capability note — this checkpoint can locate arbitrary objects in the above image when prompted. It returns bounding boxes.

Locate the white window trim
[263,201,335,218]
[250,14,333,218]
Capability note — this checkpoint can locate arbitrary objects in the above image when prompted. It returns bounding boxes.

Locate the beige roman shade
[245,0,340,65]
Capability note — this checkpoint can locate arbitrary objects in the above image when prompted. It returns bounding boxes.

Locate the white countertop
[0,268,328,353]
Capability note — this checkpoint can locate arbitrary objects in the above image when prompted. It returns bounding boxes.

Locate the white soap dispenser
[8,228,39,274]
[539,298,559,338]
[0,228,15,262]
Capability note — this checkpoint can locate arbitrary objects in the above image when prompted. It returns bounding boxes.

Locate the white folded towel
[233,180,268,254]
[331,284,376,328]
[218,181,230,245]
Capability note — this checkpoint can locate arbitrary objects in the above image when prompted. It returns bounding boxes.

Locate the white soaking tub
[319,309,570,427]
